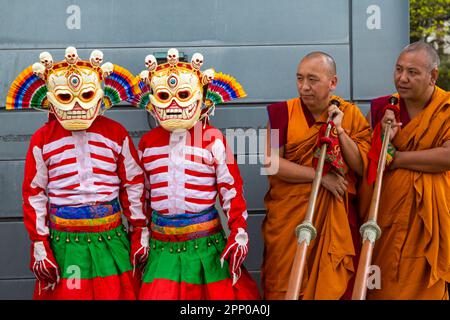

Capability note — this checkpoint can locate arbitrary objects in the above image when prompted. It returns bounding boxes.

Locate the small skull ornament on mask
[145,54,157,72]
[39,52,53,70]
[202,69,215,85]
[191,53,204,70]
[32,63,46,79]
[89,50,104,67]
[167,48,179,66]
[140,70,150,85]
[65,46,79,65]
[101,62,114,78]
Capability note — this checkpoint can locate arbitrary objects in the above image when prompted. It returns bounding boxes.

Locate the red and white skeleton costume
[8,47,148,299]
[133,48,260,299]
[139,124,250,276]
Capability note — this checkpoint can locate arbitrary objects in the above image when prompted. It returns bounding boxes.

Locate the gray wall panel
[0,110,47,135]
[0,279,34,300]
[0,45,351,106]
[245,214,265,272]
[211,105,267,132]
[0,0,349,49]
[0,161,24,218]
[0,222,32,279]
[0,142,31,163]
[212,105,268,157]
[248,271,262,296]
[352,0,409,100]
[357,102,371,119]
[101,109,151,132]
[239,156,268,212]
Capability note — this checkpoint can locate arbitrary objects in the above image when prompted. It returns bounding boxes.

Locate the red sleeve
[22,128,50,242]
[206,129,248,232]
[267,101,288,148]
[370,95,391,129]
[138,136,152,219]
[116,128,147,228]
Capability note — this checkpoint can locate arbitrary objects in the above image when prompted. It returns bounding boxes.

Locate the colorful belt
[49,199,122,233]
[151,207,222,242]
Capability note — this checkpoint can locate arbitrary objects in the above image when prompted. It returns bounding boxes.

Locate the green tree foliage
[410,0,450,89]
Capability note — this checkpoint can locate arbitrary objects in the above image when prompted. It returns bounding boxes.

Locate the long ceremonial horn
[285,99,340,300]
[351,96,399,300]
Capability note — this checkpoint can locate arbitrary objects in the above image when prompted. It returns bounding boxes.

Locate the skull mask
[46,65,104,130]
[149,69,203,132]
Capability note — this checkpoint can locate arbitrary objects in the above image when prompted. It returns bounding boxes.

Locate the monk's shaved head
[401,41,440,70]
[296,51,338,109]
[301,51,337,76]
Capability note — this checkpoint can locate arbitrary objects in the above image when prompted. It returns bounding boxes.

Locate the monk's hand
[381,109,402,141]
[327,103,344,129]
[387,151,402,171]
[321,172,348,202]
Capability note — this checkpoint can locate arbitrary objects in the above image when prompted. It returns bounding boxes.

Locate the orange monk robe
[367,87,450,300]
[261,96,371,300]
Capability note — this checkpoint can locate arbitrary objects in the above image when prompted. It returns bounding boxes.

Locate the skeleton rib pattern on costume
[23,116,147,242]
[139,124,248,226]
